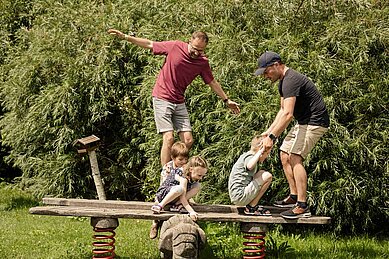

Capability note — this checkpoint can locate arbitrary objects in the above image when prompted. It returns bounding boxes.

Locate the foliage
[266,235,294,258]
[1,183,389,258]
[0,0,388,234]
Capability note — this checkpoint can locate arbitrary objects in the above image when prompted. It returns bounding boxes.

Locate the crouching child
[228,135,273,215]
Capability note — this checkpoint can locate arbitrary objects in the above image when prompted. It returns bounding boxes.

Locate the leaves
[0,0,388,234]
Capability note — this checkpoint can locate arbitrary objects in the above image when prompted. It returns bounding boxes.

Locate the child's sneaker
[244,205,271,216]
[280,205,311,219]
[244,204,258,215]
[274,196,297,208]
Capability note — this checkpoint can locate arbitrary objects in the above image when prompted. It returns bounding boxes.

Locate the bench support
[241,223,268,259]
[91,217,119,259]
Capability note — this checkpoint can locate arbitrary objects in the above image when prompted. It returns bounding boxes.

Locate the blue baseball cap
[254,51,281,76]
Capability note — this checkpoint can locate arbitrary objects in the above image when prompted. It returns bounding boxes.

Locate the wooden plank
[41,198,287,214]
[29,206,331,225]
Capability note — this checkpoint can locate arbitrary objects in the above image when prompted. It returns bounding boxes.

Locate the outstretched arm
[107,28,153,49]
[208,79,240,114]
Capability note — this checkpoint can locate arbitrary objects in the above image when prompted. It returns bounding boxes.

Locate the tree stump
[159,215,206,259]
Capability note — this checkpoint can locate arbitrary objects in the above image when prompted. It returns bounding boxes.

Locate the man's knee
[280,151,290,166]
[179,132,193,149]
[184,137,193,149]
[162,132,175,145]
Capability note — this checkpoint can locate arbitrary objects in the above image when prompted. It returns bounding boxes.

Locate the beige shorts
[280,124,328,159]
[152,97,192,133]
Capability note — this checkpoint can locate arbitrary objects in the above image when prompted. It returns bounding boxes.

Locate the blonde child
[151,156,208,221]
[228,135,273,215]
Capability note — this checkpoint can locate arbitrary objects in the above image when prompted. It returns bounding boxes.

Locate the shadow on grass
[1,196,39,210]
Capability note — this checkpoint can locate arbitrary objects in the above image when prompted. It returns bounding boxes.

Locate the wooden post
[88,149,106,200]
[74,135,106,200]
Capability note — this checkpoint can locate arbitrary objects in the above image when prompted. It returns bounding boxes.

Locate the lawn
[0,184,388,258]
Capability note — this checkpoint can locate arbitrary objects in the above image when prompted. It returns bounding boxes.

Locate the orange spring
[242,232,266,259]
[92,227,116,259]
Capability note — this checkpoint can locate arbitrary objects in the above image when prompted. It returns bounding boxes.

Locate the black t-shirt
[278,69,329,127]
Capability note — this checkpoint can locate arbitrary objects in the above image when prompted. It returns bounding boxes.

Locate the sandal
[244,205,263,215]
[254,206,272,216]
[244,205,271,216]
[169,204,183,212]
[151,204,163,214]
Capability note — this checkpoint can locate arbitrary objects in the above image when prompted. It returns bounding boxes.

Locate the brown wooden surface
[30,198,331,225]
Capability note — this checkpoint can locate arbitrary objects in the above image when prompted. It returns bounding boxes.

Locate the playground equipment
[30,135,331,258]
[74,135,118,259]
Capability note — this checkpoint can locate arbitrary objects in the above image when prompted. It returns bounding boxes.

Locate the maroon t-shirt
[152,40,214,104]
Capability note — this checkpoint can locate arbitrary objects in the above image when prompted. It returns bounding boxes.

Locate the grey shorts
[230,172,266,206]
[280,124,328,159]
[152,97,192,133]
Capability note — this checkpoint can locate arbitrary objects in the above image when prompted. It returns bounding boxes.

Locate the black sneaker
[244,205,271,216]
[244,205,258,215]
[280,205,311,219]
[274,196,297,208]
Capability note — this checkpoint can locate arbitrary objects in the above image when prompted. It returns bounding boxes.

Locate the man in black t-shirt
[254,51,329,219]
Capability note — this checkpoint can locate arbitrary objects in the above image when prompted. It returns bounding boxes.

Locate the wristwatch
[268,133,277,142]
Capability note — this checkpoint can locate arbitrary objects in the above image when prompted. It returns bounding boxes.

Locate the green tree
[0,0,387,234]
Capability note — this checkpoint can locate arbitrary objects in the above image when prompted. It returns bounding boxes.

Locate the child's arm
[247,147,266,171]
[174,174,198,220]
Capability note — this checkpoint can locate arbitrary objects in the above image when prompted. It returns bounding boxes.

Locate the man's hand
[226,99,240,114]
[107,28,125,39]
[262,135,274,152]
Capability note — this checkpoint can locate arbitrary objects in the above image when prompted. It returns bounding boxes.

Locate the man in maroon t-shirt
[108,29,240,165]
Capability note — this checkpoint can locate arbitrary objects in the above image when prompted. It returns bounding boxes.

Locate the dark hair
[171,141,189,159]
[191,31,209,43]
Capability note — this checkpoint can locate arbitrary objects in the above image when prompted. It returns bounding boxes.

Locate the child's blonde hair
[250,135,264,152]
[183,155,208,177]
[171,141,189,159]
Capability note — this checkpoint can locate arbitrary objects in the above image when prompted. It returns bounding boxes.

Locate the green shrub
[0,0,387,234]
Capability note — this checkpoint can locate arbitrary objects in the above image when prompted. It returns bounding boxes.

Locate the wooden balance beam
[34,136,330,257]
[30,198,331,258]
[30,197,331,225]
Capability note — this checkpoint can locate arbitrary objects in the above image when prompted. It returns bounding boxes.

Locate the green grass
[1,184,388,258]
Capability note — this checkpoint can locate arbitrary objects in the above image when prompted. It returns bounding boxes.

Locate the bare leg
[280,151,298,195]
[248,170,272,207]
[161,131,175,166]
[178,131,193,150]
[290,154,307,202]
[159,186,184,208]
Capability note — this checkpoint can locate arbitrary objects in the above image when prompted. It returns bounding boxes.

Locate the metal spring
[92,227,116,259]
[242,232,266,259]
